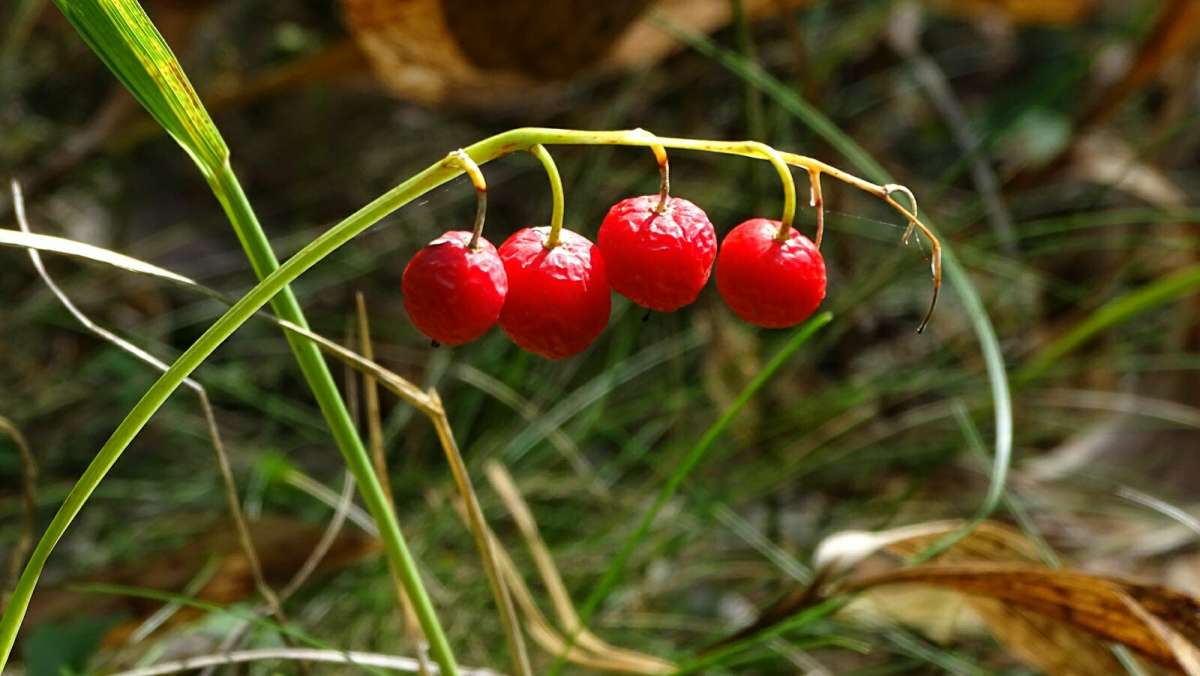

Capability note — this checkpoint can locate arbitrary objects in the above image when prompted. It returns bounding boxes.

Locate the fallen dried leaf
[851,563,1200,672]
[23,516,379,646]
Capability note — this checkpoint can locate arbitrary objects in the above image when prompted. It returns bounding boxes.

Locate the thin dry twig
[448,498,613,672]
[0,415,37,599]
[106,646,502,676]
[484,461,675,674]
[284,469,378,535]
[453,363,603,495]
[1117,486,1200,540]
[202,470,359,676]
[426,390,533,676]
[11,180,298,654]
[357,292,433,675]
[283,470,357,598]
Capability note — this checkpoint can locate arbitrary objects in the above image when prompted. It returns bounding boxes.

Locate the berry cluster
[402,145,834,359]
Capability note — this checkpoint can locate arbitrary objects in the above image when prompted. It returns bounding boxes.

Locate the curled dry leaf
[728,521,1135,675]
[22,516,380,647]
[1081,0,1200,130]
[339,0,808,105]
[927,0,1094,25]
[850,564,1200,674]
[868,521,1126,676]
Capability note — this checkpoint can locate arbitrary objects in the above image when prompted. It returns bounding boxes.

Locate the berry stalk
[653,147,670,214]
[529,144,566,249]
[808,167,825,249]
[744,141,797,242]
[446,150,489,250]
[630,128,672,214]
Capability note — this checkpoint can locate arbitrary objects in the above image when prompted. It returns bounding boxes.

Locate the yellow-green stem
[530,144,566,248]
[206,162,461,675]
[446,151,488,251]
[745,141,797,241]
[650,143,670,214]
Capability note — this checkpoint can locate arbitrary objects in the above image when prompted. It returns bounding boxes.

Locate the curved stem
[529,144,565,248]
[654,146,670,214]
[745,141,796,241]
[808,168,824,249]
[881,187,940,333]
[0,128,941,672]
[633,129,671,214]
[446,150,488,250]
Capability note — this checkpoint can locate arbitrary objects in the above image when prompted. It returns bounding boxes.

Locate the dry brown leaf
[1082,0,1200,129]
[339,0,809,105]
[927,0,1093,25]
[851,563,1200,672]
[849,521,1125,675]
[726,521,1129,675]
[23,516,380,645]
[1070,131,1188,208]
[969,599,1125,676]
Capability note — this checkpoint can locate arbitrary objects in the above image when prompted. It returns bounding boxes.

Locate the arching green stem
[530,144,566,249]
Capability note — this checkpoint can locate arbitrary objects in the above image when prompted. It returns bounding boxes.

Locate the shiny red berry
[498,227,611,359]
[402,231,508,346]
[597,195,717,312]
[716,218,826,328]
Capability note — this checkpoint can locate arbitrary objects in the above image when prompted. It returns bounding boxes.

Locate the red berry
[402,231,507,346]
[597,195,717,312]
[716,218,826,328]
[498,227,611,359]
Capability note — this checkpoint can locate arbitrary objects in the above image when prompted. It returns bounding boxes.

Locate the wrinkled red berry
[716,218,826,328]
[597,195,717,312]
[498,227,611,359]
[402,231,507,345]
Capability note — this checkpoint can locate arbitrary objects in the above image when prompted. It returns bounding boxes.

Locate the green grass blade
[44,1,459,671]
[51,0,227,174]
[550,312,833,673]
[665,15,1015,640]
[673,597,850,674]
[667,15,1013,520]
[1017,263,1200,383]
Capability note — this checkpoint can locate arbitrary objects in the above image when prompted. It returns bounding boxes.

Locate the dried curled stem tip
[808,168,825,249]
[881,187,940,334]
[745,141,797,241]
[883,183,919,245]
[447,150,489,250]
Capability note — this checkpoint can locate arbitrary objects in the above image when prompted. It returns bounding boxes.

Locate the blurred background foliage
[2,0,1200,672]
